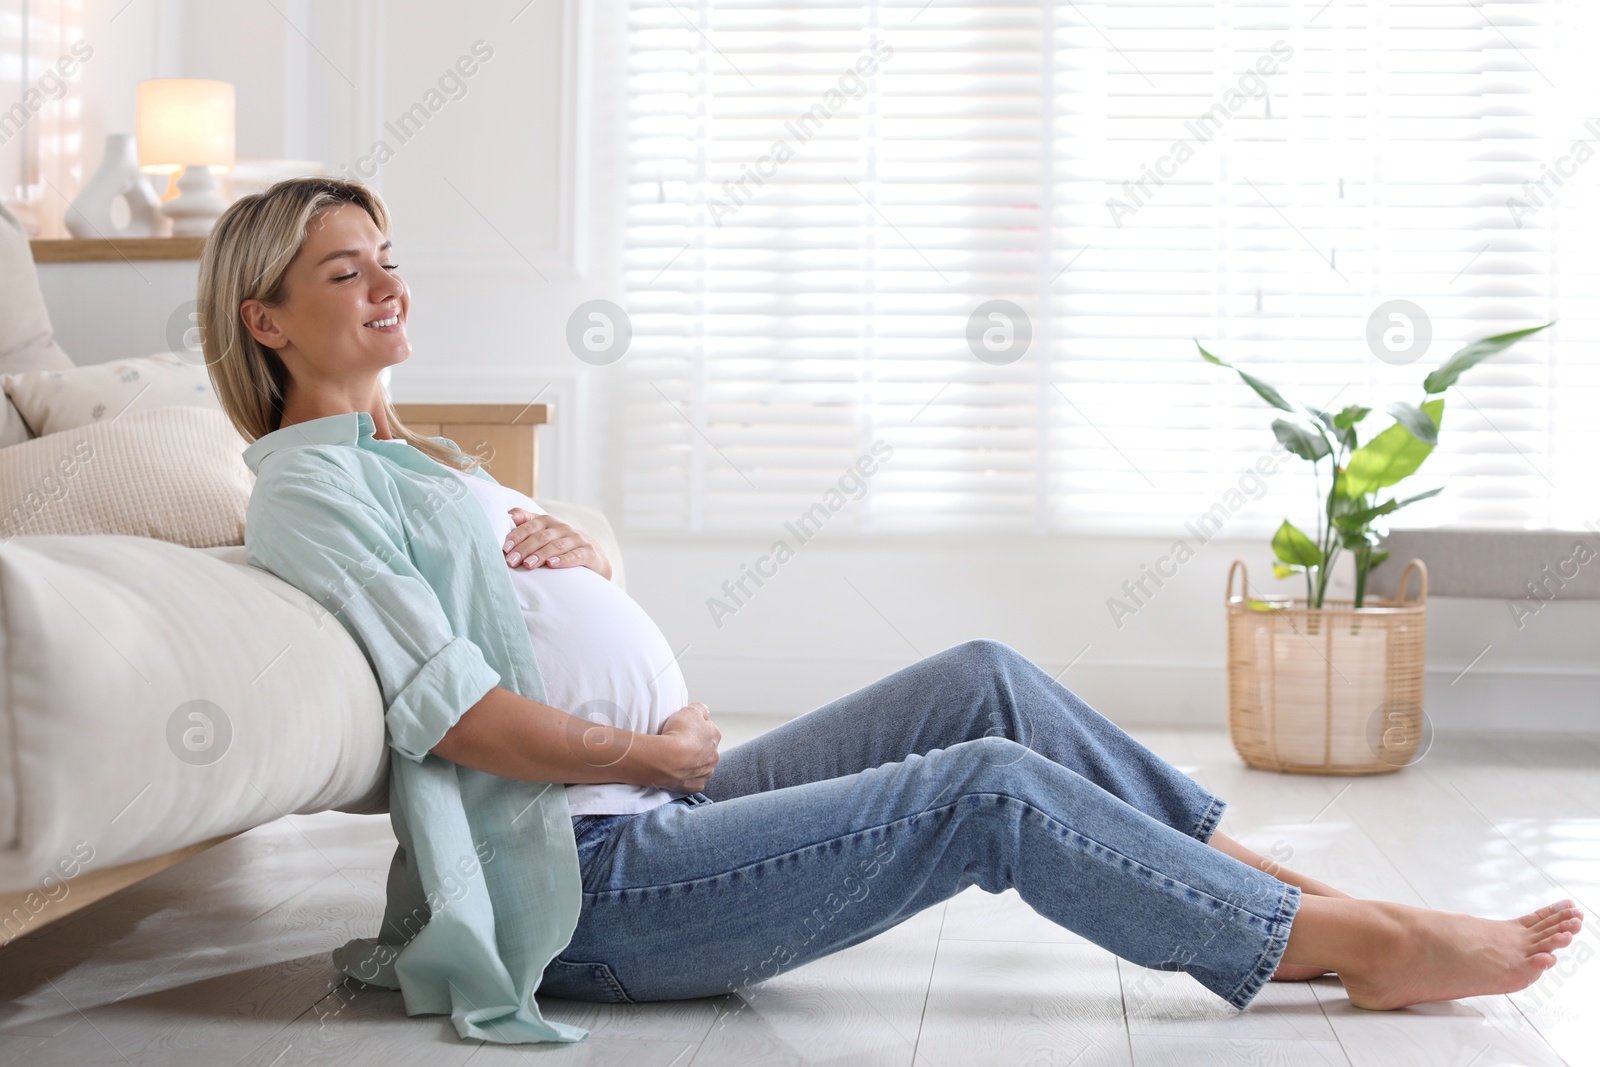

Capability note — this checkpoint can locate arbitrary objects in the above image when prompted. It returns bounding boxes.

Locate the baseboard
[680,656,1600,734]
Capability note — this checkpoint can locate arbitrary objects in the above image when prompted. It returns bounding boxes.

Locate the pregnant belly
[505,563,689,737]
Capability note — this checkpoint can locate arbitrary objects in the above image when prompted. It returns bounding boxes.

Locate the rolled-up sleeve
[245,473,501,763]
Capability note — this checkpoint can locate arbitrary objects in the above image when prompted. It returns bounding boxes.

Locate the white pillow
[0,531,387,890]
[0,351,219,438]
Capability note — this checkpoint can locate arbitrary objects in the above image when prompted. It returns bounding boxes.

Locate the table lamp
[136,79,236,237]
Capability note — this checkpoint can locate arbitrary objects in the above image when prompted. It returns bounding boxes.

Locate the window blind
[2,0,86,238]
[622,1,1600,536]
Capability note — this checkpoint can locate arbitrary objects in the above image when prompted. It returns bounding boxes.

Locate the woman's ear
[240,299,287,350]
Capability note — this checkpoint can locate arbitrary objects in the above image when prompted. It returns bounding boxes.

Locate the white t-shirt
[444,465,690,816]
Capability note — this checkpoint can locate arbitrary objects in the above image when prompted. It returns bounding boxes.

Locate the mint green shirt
[242,409,588,1045]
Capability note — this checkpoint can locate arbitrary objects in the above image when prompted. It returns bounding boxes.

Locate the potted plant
[1197,323,1551,774]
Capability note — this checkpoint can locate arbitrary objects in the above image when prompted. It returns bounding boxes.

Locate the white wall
[32,0,624,501]
[625,534,1600,734]
[25,0,1599,733]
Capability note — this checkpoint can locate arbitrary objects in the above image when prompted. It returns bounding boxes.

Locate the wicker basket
[1225,559,1428,775]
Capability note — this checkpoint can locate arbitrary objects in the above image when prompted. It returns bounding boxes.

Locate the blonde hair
[197,175,485,473]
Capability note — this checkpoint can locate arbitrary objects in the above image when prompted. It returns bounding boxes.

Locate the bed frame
[1,834,237,947]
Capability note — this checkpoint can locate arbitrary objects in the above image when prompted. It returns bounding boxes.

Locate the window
[622,1,1600,536]
[1,0,86,238]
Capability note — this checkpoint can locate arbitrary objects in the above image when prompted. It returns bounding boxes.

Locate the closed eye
[333,263,400,282]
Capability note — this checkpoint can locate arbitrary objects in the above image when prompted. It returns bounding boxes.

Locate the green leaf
[1272,418,1332,462]
[1195,340,1297,413]
[1333,405,1372,430]
[1236,370,1296,414]
[1392,486,1444,511]
[1366,549,1392,570]
[1333,502,1390,529]
[1246,598,1288,611]
[1271,563,1302,581]
[1271,520,1323,568]
[1386,401,1439,446]
[1333,486,1444,530]
[1338,526,1381,551]
[1316,409,1357,451]
[1329,489,1367,526]
[1342,398,1444,497]
[1422,323,1553,394]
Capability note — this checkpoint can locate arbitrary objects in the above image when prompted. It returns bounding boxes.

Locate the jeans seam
[552,955,636,1004]
[583,818,907,897]
[584,791,1276,923]
[1223,881,1302,1010]
[595,960,635,1004]
[1192,795,1227,843]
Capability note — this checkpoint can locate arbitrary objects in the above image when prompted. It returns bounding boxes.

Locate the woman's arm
[432,686,722,793]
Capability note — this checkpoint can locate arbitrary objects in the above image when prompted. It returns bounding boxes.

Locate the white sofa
[0,202,622,922]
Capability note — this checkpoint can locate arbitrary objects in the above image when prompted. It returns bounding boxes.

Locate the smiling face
[239,201,410,405]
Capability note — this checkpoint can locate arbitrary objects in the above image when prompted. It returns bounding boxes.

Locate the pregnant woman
[205,177,1582,1046]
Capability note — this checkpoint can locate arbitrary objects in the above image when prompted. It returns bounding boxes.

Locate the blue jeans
[538,640,1299,1010]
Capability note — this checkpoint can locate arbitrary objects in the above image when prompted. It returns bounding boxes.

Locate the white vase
[64,134,170,239]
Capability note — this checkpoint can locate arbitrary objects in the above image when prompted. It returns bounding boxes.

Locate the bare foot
[1271,879,1348,982]
[1340,899,1584,1010]
[1273,870,1353,980]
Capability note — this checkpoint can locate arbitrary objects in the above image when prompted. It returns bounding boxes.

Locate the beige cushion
[0,351,219,438]
[0,405,253,548]
[0,199,74,448]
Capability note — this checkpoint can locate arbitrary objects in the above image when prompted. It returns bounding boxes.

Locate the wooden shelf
[393,403,550,427]
[30,236,206,263]
[395,402,552,498]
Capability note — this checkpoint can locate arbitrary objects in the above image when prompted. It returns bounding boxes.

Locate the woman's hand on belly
[503,508,612,580]
[652,702,723,793]
[433,687,704,789]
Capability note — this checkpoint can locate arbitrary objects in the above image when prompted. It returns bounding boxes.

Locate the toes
[1548,917,1583,938]
[1527,913,1564,935]
[1528,909,1582,936]
[1532,930,1576,955]
[1520,900,1577,927]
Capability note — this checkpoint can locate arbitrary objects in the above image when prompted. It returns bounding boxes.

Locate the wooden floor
[2,725,1597,1066]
